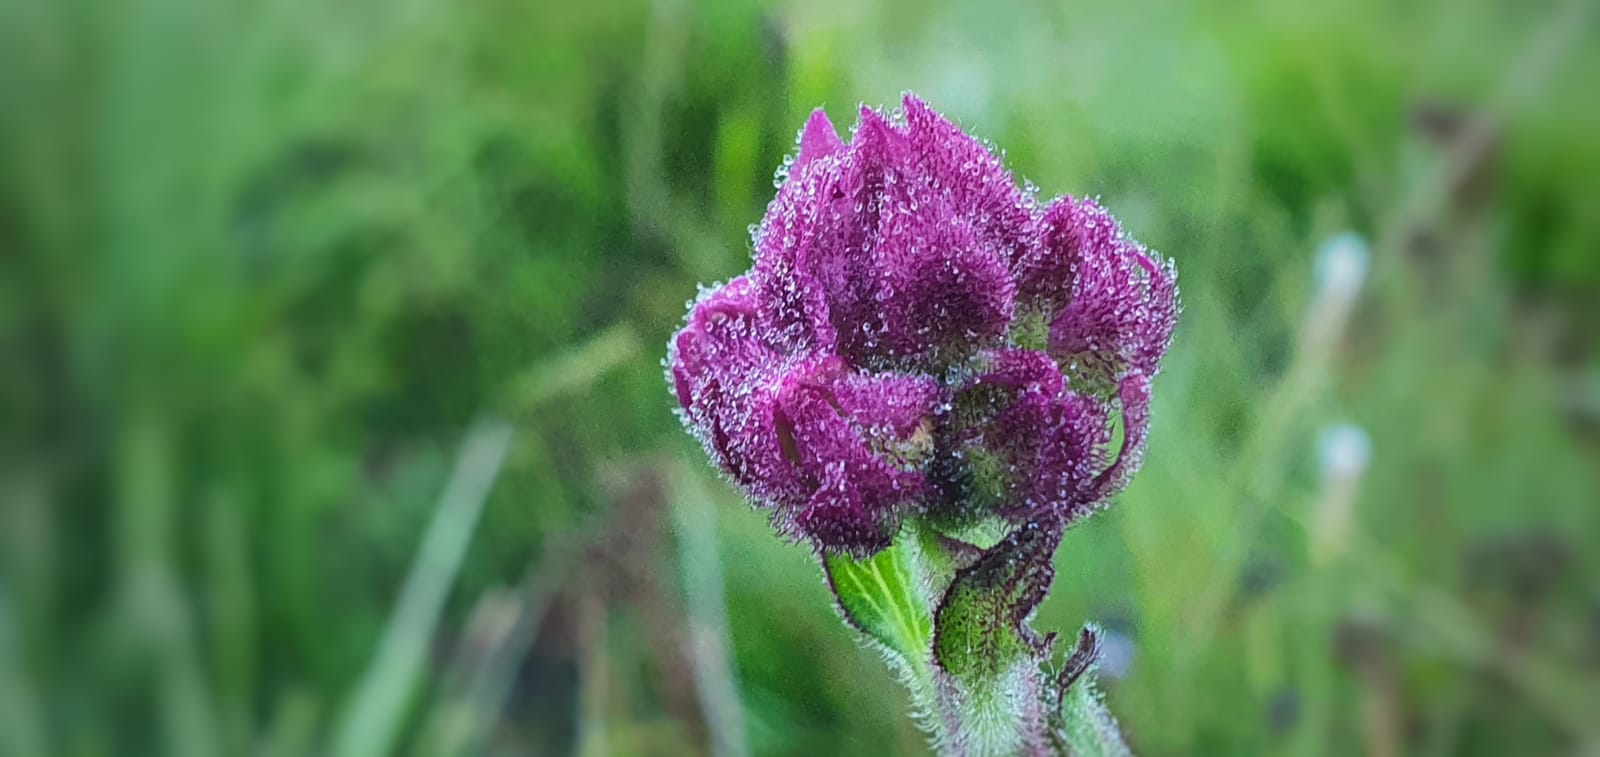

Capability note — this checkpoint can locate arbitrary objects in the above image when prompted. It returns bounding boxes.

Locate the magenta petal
[876,212,1016,363]
[852,103,907,162]
[751,158,844,354]
[1016,196,1118,319]
[795,108,845,174]
[795,485,894,556]
[1049,232,1179,384]
[974,348,1064,397]
[902,93,1036,263]
[774,361,931,497]
[670,276,763,419]
[755,98,1029,367]
[1034,389,1114,522]
[670,278,809,508]
[771,360,936,551]
[827,369,942,440]
[946,349,1113,522]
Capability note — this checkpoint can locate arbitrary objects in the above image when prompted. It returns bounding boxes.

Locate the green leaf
[823,541,933,665]
[932,521,1059,684]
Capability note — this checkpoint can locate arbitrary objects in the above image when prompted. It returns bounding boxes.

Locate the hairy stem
[827,519,1131,756]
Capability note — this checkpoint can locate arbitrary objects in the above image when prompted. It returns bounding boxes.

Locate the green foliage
[829,521,1128,756]
[823,538,948,748]
[825,545,934,666]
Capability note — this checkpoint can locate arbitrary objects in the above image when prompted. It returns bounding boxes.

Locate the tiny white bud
[1319,423,1373,483]
[1301,232,1371,355]
[1311,423,1373,565]
[1315,232,1370,307]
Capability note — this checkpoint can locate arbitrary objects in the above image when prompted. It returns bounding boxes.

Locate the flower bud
[670,95,1179,555]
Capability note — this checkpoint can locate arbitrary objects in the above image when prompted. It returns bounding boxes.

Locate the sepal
[822,538,934,666]
[1047,626,1131,757]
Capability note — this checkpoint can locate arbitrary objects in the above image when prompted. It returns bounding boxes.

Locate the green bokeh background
[3,0,1598,754]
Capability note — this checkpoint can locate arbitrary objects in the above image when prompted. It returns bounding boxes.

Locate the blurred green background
[3,0,1599,754]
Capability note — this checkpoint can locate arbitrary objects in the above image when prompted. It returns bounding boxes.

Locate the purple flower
[670,95,1178,555]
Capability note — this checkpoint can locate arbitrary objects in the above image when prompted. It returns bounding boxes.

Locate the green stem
[826,519,1132,756]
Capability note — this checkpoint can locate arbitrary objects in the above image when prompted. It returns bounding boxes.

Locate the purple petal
[871,191,1016,364]
[670,278,810,507]
[943,349,1112,522]
[751,109,905,356]
[754,99,1029,368]
[773,360,939,552]
[827,368,943,441]
[1015,196,1119,319]
[902,94,1037,264]
[1049,228,1179,385]
[794,107,845,174]
[1033,388,1114,522]
[751,160,843,355]
[794,485,894,556]
[670,277,766,421]
[973,348,1065,396]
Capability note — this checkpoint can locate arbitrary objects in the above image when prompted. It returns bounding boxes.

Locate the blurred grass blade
[507,322,642,414]
[0,583,46,757]
[669,465,750,757]
[333,422,514,757]
[421,521,606,753]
